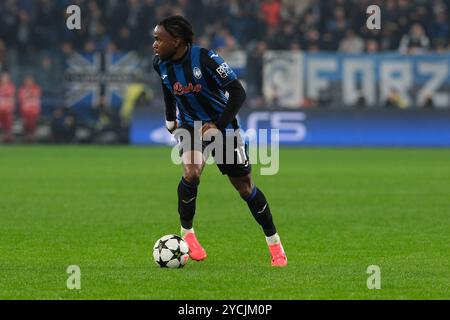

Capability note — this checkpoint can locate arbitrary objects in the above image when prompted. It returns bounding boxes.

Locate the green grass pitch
[0,146,449,299]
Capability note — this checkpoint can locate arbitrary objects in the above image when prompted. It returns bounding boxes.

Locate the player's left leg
[214,130,287,266]
[228,174,288,267]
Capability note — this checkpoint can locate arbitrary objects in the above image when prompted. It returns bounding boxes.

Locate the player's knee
[184,167,202,184]
[238,185,253,198]
[232,177,253,198]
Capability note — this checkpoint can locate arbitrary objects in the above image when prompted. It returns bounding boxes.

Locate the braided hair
[158,15,194,45]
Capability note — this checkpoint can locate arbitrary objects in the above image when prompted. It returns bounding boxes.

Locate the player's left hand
[200,123,220,140]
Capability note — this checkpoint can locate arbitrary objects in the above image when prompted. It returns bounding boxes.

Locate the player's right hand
[166,120,177,134]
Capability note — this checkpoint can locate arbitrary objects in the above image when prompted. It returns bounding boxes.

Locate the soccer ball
[153,234,190,268]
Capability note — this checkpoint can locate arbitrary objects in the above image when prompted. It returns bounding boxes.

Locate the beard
[157,48,177,61]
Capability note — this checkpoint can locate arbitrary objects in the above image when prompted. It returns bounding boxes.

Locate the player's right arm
[162,84,177,133]
[153,56,177,133]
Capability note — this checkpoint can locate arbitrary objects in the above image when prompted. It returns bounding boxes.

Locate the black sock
[242,186,277,237]
[178,177,199,229]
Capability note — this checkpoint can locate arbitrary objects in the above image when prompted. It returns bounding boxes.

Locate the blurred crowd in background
[0,0,449,143]
[1,0,449,55]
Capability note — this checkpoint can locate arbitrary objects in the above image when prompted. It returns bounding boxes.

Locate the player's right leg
[176,126,207,261]
[179,150,204,230]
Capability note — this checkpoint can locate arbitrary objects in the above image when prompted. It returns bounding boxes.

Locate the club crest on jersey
[173,82,202,95]
[193,67,202,79]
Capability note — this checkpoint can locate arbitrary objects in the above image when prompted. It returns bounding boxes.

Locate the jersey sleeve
[200,49,238,89]
[153,55,176,121]
[152,55,161,75]
[214,79,246,131]
[162,82,177,121]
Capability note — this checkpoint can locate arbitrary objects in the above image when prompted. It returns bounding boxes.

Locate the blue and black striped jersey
[153,45,240,130]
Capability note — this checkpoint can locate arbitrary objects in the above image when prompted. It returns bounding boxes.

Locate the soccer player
[18,75,42,142]
[152,16,287,266]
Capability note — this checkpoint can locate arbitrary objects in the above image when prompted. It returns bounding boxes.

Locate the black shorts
[174,124,251,178]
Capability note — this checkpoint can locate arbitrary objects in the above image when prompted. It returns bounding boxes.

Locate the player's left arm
[200,79,246,136]
[213,79,246,131]
[200,49,246,135]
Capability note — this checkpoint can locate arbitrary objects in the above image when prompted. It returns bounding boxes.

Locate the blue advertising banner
[131,108,450,147]
[263,52,450,108]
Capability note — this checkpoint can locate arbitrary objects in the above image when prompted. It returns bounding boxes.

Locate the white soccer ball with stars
[153,234,189,268]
